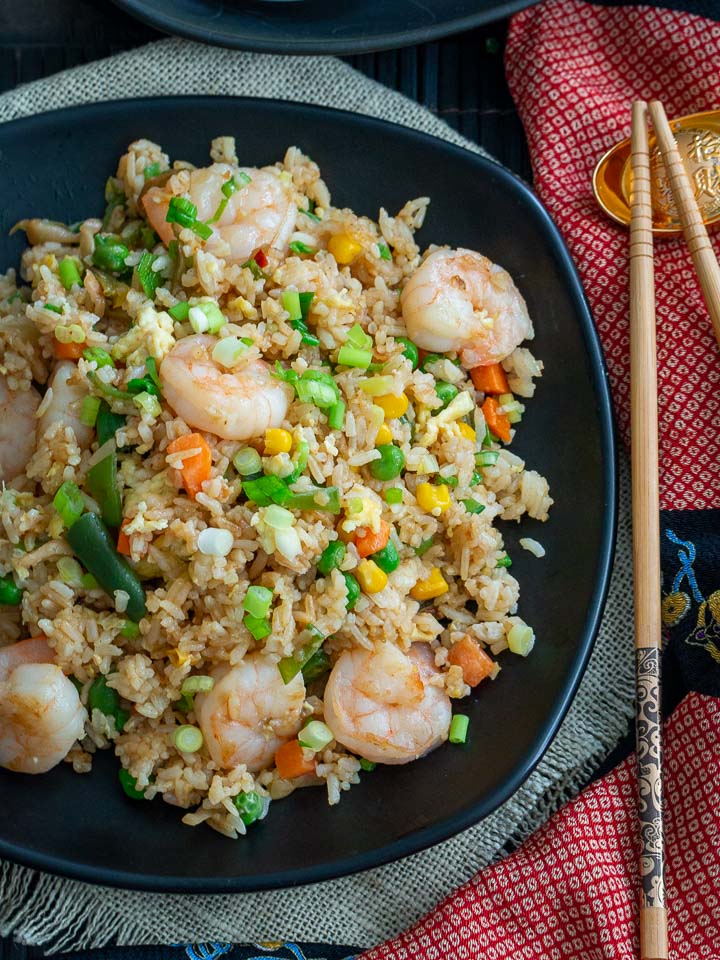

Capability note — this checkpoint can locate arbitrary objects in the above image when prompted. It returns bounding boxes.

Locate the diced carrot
[481,396,511,444]
[166,433,212,499]
[275,739,316,779]
[54,339,86,360]
[117,520,131,556]
[447,636,495,687]
[354,518,391,558]
[470,363,509,395]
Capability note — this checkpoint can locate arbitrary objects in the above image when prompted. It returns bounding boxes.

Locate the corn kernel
[264,428,293,456]
[355,559,388,594]
[375,423,393,446]
[375,392,409,420]
[328,233,364,265]
[457,422,476,443]
[167,648,192,667]
[416,482,451,514]
[410,567,449,601]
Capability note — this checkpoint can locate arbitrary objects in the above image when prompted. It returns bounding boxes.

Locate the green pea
[435,381,459,408]
[371,540,399,573]
[343,572,361,610]
[370,444,405,481]
[420,353,444,372]
[118,768,145,800]
[0,574,22,605]
[396,336,419,370]
[233,790,264,826]
[317,541,346,576]
[92,234,130,274]
[88,674,119,716]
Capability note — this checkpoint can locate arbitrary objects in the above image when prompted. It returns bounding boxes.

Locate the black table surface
[0,0,716,956]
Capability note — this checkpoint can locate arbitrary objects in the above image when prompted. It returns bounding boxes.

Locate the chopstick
[648,99,720,351]
[629,100,669,960]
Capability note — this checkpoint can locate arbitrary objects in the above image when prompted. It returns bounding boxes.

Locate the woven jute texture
[0,38,633,953]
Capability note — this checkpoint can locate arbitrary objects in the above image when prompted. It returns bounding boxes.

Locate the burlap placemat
[0,38,634,953]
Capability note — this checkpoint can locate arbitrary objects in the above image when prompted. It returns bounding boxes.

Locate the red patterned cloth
[505,0,720,511]
[360,693,719,959]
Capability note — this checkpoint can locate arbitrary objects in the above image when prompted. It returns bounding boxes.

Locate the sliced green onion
[82,573,98,590]
[384,487,403,505]
[337,345,372,369]
[475,450,500,468]
[347,323,373,351]
[80,395,101,427]
[264,504,295,529]
[377,242,392,261]
[359,758,376,771]
[143,161,162,180]
[83,346,114,369]
[166,196,197,228]
[242,475,292,507]
[92,235,130,274]
[317,540,346,576]
[436,474,458,487]
[360,375,395,396]
[235,171,252,188]
[302,649,330,681]
[415,536,434,557]
[133,391,162,418]
[244,585,273,618]
[285,437,310,484]
[233,446,262,477]
[44,303,62,314]
[240,258,268,281]
[299,291,314,320]
[59,257,82,290]
[0,574,22,605]
[141,226,159,250]
[191,219,213,241]
[496,554,512,568]
[327,400,345,430]
[470,470,483,486]
[118,768,145,799]
[58,556,84,586]
[53,481,84,528]
[299,206,321,223]
[221,177,239,199]
[342,572,360,610]
[136,251,160,299]
[281,290,302,322]
[290,317,320,347]
[65,512,146,621]
[189,301,225,335]
[168,301,190,322]
[144,356,161,394]
[181,675,214,696]
[244,613,271,641]
[233,790,264,826]
[299,720,333,751]
[285,486,341,513]
[121,619,140,638]
[289,240,314,255]
[174,724,203,753]
[507,623,534,656]
[449,714,469,744]
[278,627,325,683]
[461,499,485,515]
[212,336,250,368]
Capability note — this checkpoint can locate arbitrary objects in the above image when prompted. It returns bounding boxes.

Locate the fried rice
[0,137,552,837]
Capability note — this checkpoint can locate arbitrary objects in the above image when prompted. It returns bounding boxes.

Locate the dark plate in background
[111,0,539,54]
[0,96,615,892]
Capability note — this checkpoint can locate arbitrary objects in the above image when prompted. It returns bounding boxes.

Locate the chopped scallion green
[384,487,403,505]
[168,300,190,322]
[174,724,203,753]
[337,345,372,369]
[449,714,469,744]
[53,481,84,529]
[59,257,83,290]
[243,585,274,619]
[244,613,272,641]
[80,395,101,427]
[289,240,314,255]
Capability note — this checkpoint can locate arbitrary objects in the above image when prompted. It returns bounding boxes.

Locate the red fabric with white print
[360,692,720,960]
[503,0,720,511]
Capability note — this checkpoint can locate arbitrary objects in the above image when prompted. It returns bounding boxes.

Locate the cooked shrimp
[160,334,293,440]
[324,642,451,765]
[38,360,94,447]
[0,637,87,774]
[401,248,533,368]
[0,375,40,483]
[143,163,295,263]
[195,652,305,773]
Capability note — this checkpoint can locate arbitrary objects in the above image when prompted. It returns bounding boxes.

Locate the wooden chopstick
[648,99,720,350]
[629,100,669,960]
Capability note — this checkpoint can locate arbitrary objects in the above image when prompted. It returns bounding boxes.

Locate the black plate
[0,96,615,892]
[111,0,539,54]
